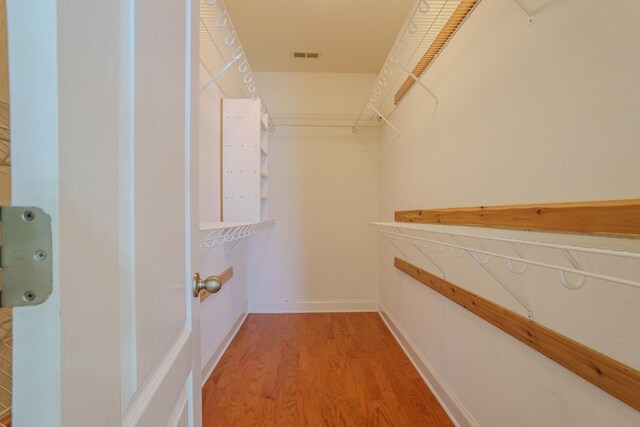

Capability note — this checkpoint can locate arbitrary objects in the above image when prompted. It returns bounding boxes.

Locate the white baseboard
[379,306,478,427]
[249,300,379,313]
[201,312,248,387]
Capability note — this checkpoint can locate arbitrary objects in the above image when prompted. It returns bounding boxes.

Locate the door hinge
[0,207,53,307]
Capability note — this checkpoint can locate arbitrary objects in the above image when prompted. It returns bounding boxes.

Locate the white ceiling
[223,0,415,73]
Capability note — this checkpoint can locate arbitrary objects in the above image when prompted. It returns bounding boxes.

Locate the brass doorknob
[192,272,223,298]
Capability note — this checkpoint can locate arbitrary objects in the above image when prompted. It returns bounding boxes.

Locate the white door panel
[7,0,201,425]
[133,0,188,389]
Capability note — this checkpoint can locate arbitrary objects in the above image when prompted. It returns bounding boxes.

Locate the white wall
[247,71,381,312]
[378,0,640,426]
[198,64,249,382]
[248,126,380,312]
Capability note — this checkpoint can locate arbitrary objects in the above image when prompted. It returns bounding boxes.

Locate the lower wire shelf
[370,221,640,291]
[199,220,275,262]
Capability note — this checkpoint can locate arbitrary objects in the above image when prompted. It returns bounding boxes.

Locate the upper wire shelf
[354,0,533,132]
[371,221,640,317]
[199,0,275,129]
[354,0,464,130]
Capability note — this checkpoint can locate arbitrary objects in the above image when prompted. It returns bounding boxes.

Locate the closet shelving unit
[199,0,275,130]
[221,99,271,222]
[199,0,275,262]
[370,221,640,318]
[353,0,534,133]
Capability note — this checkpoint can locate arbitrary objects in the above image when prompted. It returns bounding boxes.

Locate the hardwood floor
[203,312,453,426]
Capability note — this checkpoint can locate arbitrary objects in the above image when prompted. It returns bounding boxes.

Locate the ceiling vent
[292,51,321,59]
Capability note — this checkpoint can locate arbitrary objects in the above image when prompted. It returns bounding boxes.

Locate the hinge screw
[22,210,35,221]
[23,291,36,302]
[34,250,47,261]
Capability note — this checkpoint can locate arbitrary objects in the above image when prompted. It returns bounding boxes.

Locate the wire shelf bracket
[385,236,409,260]
[449,234,534,317]
[367,104,401,137]
[414,245,447,278]
[200,55,242,93]
[512,0,535,23]
[395,61,439,105]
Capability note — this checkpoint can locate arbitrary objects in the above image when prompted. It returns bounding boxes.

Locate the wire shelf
[371,221,640,316]
[199,0,274,129]
[354,0,467,129]
[199,220,275,262]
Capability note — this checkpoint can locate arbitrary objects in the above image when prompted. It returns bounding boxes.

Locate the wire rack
[354,0,467,129]
[199,0,274,129]
[199,220,275,263]
[371,222,640,318]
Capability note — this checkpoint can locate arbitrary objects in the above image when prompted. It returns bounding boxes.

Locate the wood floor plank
[203,312,454,426]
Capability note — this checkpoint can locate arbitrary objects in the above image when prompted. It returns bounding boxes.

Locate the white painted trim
[249,300,379,313]
[201,312,248,386]
[166,374,190,427]
[8,1,62,425]
[122,330,191,426]
[379,306,478,427]
[118,0,138,408]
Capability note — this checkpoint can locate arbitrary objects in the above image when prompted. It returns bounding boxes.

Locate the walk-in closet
[195,0,640,425]
[2,0,639,425]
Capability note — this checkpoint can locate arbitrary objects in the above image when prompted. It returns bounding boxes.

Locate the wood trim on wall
[394,257,640,412]
[395,199,640,237]
[394,0,480,105]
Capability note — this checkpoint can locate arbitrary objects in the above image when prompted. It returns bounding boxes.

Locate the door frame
[7,1,61,424]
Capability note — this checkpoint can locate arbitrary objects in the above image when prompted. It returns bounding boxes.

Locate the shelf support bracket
[397,63,438,104]
[512,0,535,23]
[384,236,408,260]
[200,55,241,93]
[367,104,400,137]
[226,238,245,254]
[449,235,535,319]
[414,245,446,278]
[393,228,447,277]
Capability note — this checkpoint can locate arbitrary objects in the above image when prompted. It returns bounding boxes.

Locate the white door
[6,0,201,425]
